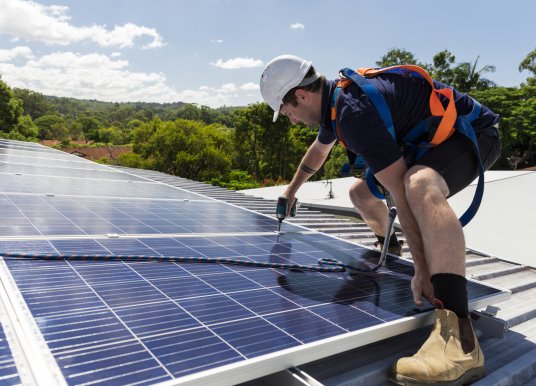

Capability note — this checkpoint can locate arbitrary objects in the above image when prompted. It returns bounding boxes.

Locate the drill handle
[276,196,298,221]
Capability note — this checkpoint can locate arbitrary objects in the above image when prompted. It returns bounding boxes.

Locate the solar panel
[0,140,509,385]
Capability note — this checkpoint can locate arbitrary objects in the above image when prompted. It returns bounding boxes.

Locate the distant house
[70,150,87,158]
[64,146,132,162]
[40,141,132,162]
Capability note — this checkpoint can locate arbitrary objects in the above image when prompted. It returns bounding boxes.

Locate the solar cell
[0,162,148,181]
[0,141,509,385]
[0,323,21,385]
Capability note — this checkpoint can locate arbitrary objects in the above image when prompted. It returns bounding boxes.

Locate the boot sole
[388,366,486,385]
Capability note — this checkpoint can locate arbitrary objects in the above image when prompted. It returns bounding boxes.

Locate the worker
[259,54,501,385]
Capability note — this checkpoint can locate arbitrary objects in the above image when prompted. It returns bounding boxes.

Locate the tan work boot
[389,309,485,385]
[374,239,403,256]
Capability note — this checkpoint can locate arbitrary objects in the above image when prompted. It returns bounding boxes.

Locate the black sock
[431,273,469,318]
[375,233,399,246]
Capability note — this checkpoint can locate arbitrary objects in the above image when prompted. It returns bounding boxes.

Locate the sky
[0,0,534,108]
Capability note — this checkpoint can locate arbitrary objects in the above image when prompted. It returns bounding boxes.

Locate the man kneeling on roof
[260,54,501,385]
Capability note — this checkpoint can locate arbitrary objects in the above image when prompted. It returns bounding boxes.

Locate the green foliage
[232,103,317,182]
[34,115,68,140]
[323,146,350,179]
[12,88,56,119]
[131,118,234,181]
[471,85,536,169]
[94,156,111,164]
[0,79,23,133]
[429,50,457,84]
[519,48,536,86]
[74,116,102,142]
[210,170,260,190]
[376,48,423,67]
[451,55,496,93]
[117,152,145,168]
[15,115,39,139]
[99,126,127,145]
[377,48,496,93]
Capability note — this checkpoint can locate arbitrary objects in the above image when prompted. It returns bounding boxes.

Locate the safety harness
[330,65,484,226]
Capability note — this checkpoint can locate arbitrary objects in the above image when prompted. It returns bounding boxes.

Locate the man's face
[279,90,321,127]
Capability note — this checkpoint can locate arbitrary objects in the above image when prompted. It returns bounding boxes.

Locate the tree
[131,118,234,181]
[519,48,536,86]
[74,116,102,142]
[117,152,144,168]
[471,85,536,169]
[12,88,56,119]
[376,48,422,67]
[0,78,23,133]
[323,145,349,179]
[176,104,201,121]
[34,115,68,140]
[232,103,305,181]
[430,50,457,84]
[99,126,126,145]
[15,115,39,139]
[452,56,496,92]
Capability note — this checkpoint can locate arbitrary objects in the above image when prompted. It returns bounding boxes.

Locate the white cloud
[91,23,166,49]
[210,39,224,44]
[290,22,305,30]
[218,83,237,93]
[0,0,165,49]
[0,46,34,61]
[0,51,176,102]
[0,50,254,107]
[240,82,258,91]
[211,57,263,69]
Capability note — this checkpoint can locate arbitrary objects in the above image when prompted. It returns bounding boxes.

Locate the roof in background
[448,171,536,267]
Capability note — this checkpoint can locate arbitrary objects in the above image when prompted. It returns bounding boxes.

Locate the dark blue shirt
[318,72,499,173]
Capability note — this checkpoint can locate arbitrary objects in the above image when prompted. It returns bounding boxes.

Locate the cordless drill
[276,196,298,233]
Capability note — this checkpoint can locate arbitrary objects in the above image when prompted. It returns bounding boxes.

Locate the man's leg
[404,165,468,315]
[348,179,403,255]
[349,178,388,235]
[390,132,490,385]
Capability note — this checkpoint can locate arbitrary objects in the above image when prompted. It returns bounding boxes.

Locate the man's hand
[277,194,297,217]
[411,266,435,306]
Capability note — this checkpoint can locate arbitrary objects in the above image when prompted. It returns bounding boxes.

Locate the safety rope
[0,252,386,274]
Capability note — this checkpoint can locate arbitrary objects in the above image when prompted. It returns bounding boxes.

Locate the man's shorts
[414,124,501,197]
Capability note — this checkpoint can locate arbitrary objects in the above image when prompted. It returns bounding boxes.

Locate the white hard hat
[260,54,320,122]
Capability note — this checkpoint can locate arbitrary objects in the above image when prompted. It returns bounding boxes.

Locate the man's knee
[404,166,448,207]
[349,180,364,201]
[349,179,376,206]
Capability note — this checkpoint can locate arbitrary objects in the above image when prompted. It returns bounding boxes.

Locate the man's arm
[283,138,335,207]
[374,157,434,306]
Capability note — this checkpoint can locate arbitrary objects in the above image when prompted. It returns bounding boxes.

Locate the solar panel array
[0,139,508,385]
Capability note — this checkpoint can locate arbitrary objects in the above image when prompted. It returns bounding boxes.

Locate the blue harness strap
[331,67,485,227]
[454,101,484,226]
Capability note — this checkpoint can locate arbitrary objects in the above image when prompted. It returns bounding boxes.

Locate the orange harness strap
[356,65,458,145]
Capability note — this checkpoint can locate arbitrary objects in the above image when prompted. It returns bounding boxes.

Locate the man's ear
[294,89,308,102]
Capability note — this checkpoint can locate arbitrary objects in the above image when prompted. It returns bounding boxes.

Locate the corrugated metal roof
[113,166,536,385]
